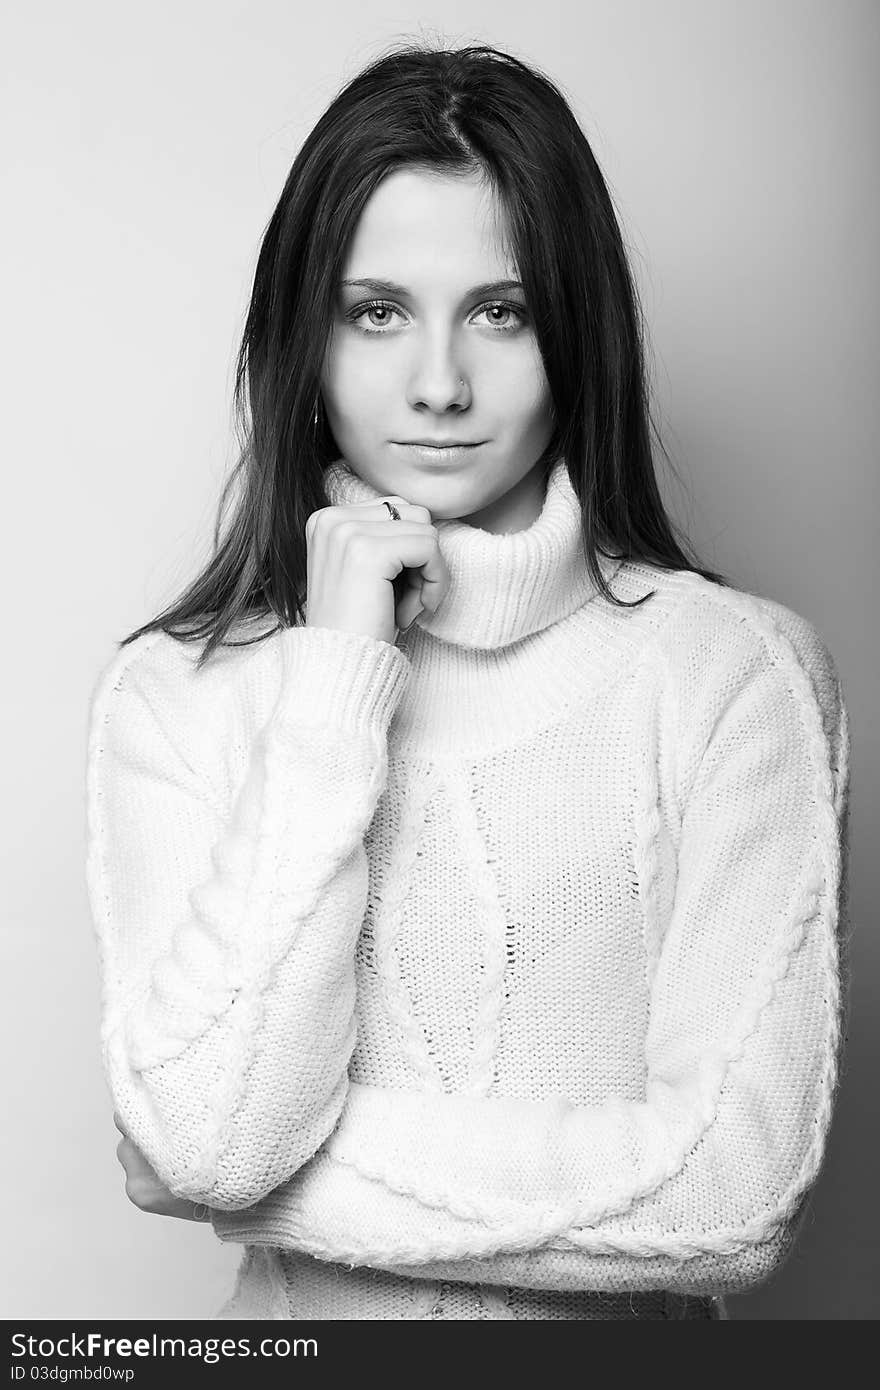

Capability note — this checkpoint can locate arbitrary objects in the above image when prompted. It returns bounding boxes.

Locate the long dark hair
[120,40,729,670]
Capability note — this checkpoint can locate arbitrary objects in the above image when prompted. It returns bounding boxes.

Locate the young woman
[87,43,851,1321]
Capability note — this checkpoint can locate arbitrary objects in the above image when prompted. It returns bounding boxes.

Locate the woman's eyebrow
[339,277,525,299]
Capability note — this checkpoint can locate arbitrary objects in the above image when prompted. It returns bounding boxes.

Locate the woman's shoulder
[87,615,288,759]
[640,566,846,750]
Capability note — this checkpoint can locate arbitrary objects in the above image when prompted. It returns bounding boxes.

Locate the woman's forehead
[342,167,515,282]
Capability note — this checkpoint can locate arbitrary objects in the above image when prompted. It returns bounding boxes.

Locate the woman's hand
[113,1112,210,1222]
[305,495,450,645]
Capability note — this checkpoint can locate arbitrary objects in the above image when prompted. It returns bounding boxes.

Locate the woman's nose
[406,342,471,413]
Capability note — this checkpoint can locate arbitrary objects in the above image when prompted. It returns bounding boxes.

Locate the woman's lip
[393,441,484,458]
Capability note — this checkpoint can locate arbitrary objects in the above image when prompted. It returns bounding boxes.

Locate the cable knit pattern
[85,456,850,1320]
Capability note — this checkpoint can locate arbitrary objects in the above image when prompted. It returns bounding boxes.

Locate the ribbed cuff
[274,625,411,734]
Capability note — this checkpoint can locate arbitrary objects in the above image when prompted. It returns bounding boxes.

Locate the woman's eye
[346,300,527,334]
[348,301,402,331]
[473,302,526,331]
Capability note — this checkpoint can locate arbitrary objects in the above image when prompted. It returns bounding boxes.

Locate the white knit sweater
[85,456,850,1321]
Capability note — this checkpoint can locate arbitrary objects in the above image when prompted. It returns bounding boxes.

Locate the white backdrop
[2,0,876,1319]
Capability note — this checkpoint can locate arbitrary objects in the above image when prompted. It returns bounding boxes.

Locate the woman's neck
[450,457,549,535]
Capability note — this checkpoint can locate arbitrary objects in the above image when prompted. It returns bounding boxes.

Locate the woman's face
[320,165,555,531]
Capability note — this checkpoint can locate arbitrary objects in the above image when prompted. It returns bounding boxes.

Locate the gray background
[2,0,876,1319]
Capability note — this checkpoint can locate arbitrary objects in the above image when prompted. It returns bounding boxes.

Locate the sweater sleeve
[233,602,849,1294]
[85,623,410,1211]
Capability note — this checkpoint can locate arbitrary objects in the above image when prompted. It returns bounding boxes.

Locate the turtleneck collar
[320,456,625,651]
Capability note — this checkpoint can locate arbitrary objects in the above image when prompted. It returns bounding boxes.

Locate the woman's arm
[212,603,850,1295]
[86,623,410,1211]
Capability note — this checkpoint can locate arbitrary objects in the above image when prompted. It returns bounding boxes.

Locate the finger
[329,523,445,603]
[397,583,428,633]
[316,518,435,575]
[372,530,447,614]
[345,496,433,524]
[394,574,426,631]
[112,1111,126,1136]
[150,1196,209,1222]
[308,497,431,545]
[411,542,448,614]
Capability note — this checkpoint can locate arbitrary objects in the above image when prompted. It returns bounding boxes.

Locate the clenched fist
[113,1112,210,1222]
[305,493,450,645]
